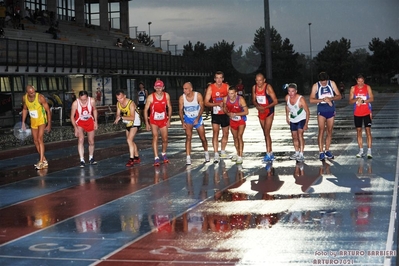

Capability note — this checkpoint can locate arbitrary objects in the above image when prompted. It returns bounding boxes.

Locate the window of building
[57,0,75,21]
[25,0,47,12]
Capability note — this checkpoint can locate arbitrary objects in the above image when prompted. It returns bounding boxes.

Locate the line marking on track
[384,137,399,266]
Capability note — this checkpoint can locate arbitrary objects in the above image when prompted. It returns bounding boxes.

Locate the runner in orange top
[204,71,230,163]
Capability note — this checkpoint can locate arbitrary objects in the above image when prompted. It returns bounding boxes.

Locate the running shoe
[205,152,210,163]
[289,153,298,160]
[231,155,238,161]
[186,156,192,165]
[153,158,160,166]
[324,150,334,159]
[89,158,97,165]
[35,161,44,170]
[220,152,231,159]
[125,159,134,167]
[133,157,141,164]
[297,154,305,162]
[263,153,273,162]
[236,157,243,164]
[80,161,85,168]
[213,153,220,164]
[162,154,169,163]
[367,152,372,159]
[356,150,364,158]
[319,153,325,161]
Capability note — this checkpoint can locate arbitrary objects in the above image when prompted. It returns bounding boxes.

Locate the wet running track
[0,93,398,266]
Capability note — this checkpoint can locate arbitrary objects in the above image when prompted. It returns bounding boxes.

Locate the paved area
[0,93,398,266]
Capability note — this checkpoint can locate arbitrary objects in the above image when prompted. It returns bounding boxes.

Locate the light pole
[148,21,152,37]
[308,22,313,86]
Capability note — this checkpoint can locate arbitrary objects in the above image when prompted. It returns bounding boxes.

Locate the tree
[136,32,154,47]
[252,26,300,93]
[207,40,236,81]
[183,41,207,57]
[349,48,370,80]
[314,38,352,81]
[368,37,399,79]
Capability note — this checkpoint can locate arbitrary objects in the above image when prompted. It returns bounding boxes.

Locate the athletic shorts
[258,107,274,120]
[230,119,246,130]
[184,115,204,129]
[290,119,306,131]
[126,125,140,131]
[150,118,168,128]
[211,114,230,127]
[317,111,335,119]
[354,114,372,128]
[77,118,95,132]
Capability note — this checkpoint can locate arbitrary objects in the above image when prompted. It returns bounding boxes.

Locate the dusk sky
[129,0,399,56]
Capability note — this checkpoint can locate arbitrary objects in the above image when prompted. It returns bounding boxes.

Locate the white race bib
[154,111,165,120]
[231,115,241,121]
[29,110,38,118]
[138,96,145,101]
[256,95,266,104]
[213,106,221,114]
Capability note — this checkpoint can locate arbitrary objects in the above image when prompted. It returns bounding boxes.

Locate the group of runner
[21,71,374,170]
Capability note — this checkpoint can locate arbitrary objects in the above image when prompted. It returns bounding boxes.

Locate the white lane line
[384,139,399,266]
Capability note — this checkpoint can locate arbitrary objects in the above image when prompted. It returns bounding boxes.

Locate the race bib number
[138,96,145,101]
[81,115,91,121]
[237,91,243,96]
[29,110,38,118]
[213,106,221,114]
[154,112,165,120]
[122,119,129,124]
[231,115,241,121]
[256,95,266,104]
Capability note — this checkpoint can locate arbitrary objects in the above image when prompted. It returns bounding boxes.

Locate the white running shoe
[236,157,243,164]
[205,152,210,163]
[213,153,220,164]
[289,153,298,160]
[220,152,231,159]
[186,156,192,165]
[356,150,364,158]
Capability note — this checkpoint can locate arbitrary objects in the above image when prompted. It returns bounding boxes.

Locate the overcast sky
[129,0,399,56]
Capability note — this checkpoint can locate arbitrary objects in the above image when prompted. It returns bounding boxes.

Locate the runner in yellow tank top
[21,85,52,170]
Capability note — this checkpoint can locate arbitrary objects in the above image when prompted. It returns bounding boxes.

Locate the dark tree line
[181,27,399,95]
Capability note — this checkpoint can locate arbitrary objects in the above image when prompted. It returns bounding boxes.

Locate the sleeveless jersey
[255,83,274,114]
[150,93,168,123]
[353,84,372,116]
[226,96,247,122]
[210,83,228,115]
[138,90,146,106]
[183,92,200,118]
[287,95,306,123]
[75,97,93,122]
[316,80,335,112]
[24,93,47,128]
[117,99,141,127]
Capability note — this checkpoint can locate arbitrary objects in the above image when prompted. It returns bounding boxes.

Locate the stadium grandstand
[0,0,211,127]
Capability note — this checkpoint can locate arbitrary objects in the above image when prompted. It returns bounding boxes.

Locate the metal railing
[0,38,211,76]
